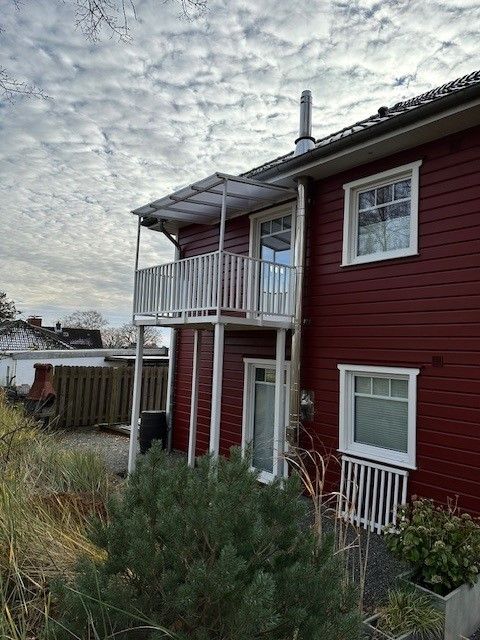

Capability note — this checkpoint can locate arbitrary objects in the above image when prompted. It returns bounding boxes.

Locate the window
[338,364,419,469]
[342,161,422,266]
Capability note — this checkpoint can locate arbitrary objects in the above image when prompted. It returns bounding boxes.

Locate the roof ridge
[391,69,480,110]
[244,68,480,179]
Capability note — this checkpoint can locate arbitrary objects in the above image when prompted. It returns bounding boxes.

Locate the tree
[1,0,207,101]
[50,447,360,640]
[62,309,109,330]
[0,291,20,322]
[101,323,161,348]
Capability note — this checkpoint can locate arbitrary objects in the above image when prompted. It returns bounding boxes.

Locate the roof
[44,326,103,349]
[133,173,296,233]
[0,320,73,351]
[132,69,480,231]
[244,69,480,179]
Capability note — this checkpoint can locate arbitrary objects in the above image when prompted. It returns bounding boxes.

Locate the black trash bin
[139,410,167,454]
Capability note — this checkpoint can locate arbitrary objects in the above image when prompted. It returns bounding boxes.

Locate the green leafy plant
[372,588,443,639]
[50,446,361,640]
[385,497,480,595]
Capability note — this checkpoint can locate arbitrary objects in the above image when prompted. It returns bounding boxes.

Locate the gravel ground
[56,429,480,637]
[58,425,130,476]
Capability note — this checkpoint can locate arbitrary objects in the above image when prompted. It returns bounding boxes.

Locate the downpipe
[288,176,309,446]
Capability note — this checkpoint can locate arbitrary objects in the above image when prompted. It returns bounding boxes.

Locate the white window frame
[341,160,422,266]
[248,203,296,261]
[338,364,419,470]
[242,358,290,483]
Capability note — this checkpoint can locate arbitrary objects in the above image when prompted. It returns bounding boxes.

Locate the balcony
[133,250,296,329]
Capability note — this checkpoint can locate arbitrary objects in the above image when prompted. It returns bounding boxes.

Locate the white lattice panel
[338,455,409,534]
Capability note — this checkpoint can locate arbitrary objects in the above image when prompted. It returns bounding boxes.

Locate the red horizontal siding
[302,125,480,514]
[173,329,287,456]
[171,125,480,514]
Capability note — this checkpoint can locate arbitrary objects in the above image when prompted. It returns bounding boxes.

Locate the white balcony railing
[134,250,296,322]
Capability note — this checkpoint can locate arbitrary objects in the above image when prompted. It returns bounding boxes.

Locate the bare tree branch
[72,0,136,42]
[1,0,208,101]
[0,65,48,101]
[175,0,207,20]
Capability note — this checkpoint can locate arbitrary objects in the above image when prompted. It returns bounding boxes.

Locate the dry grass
[286,428,370,612]
[0,391,112,639]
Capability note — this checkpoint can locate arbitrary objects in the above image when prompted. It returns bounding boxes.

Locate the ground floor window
[242,358,290,482]
[338,364,419,469]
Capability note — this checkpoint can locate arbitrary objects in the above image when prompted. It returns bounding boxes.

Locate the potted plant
[363,588,444,639]
[385,498,480,640]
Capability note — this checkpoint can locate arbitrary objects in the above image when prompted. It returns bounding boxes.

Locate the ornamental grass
[0,390,111,639]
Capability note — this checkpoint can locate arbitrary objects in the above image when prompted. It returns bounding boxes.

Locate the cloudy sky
[0,0,478,326]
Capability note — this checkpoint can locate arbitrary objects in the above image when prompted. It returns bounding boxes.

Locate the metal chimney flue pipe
[294,90,315,156]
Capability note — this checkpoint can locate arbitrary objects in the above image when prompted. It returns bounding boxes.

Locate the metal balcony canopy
[132,173,296,233]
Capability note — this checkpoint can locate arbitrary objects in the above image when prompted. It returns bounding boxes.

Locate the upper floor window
[342,160,422,266]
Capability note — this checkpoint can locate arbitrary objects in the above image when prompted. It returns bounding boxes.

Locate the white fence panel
[338,455,409,534]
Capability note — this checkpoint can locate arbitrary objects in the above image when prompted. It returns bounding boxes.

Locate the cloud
[0,0,478,324]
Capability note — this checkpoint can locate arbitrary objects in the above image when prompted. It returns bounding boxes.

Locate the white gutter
[262,94,480,184]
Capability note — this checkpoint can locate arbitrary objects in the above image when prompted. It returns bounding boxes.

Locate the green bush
[50,446,361,640]
[385,497,480,595]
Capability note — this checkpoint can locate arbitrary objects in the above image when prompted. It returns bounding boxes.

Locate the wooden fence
[52,365,168,428]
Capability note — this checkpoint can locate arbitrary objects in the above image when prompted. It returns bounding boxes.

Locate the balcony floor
[133,312,293,331]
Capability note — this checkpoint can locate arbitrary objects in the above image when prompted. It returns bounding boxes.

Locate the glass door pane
[252,374,275,473]
[259,215,292,314]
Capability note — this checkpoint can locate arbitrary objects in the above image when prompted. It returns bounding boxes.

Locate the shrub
[373,588,443,639]
[385,497,480,595]
[50,446,361,640]
[0,392,111,639]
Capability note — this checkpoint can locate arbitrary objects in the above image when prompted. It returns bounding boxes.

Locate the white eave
[132,172,296,234]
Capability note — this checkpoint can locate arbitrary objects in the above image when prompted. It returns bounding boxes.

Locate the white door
[243,360,290,482]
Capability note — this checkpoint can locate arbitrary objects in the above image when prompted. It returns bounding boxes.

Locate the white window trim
[341,160,422,267]
[337,364,419,470]
[242,357,290,483]
[248,203,296,261]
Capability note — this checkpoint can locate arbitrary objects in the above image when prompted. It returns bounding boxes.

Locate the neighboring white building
[0,319,168,387]
[0,347,169,387]
[1,349,115,387]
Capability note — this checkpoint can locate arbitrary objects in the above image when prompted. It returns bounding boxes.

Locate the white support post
[216,180,228,318]
[218,179,227,253]
[209,323,224,457]
[188,329,202,467]
[128,325,144,474]
[166,244,180,452]
[132,216,142,322]
[273,328,286,479]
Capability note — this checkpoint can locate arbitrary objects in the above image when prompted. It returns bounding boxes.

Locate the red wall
[174,329,285,456]
[172,125,480,513]
[172,215,284,457]
[302,125,480,513]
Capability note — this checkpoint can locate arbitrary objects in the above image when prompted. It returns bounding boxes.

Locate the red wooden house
[128,70,480,527]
